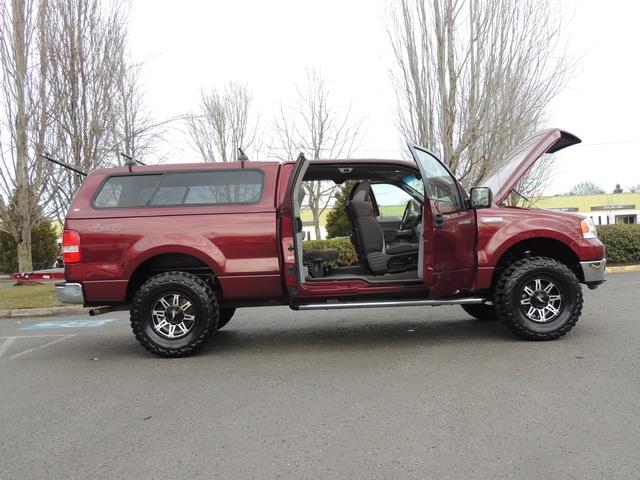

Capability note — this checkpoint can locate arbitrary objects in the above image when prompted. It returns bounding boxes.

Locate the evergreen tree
[325,181,356,238]
[613,184,623,194]
[0,219,58,273]
[0,191,57,273]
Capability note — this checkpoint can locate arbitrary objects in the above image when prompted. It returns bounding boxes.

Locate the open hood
[479,129,581,204]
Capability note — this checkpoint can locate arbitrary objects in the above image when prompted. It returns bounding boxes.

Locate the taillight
[62,230,81,264]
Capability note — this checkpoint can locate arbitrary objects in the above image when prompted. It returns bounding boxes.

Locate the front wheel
[130,271,219,357]
[494,256,583,340]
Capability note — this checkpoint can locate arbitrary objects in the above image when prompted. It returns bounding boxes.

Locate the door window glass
[410,149,461,209]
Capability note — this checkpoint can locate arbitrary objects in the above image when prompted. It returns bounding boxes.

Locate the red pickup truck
[56,129,605,357]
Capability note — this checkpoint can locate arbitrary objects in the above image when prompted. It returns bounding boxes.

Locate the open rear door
[408,144,477,298]
[280,154,310,290]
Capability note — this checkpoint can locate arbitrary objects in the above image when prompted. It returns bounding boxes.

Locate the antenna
[40,153,87,177]
[238,148,249,161]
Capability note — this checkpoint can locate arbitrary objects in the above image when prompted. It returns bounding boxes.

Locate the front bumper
[579,259,606,288]
[55,282,85,304]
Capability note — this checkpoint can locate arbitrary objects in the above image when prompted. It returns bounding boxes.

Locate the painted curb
[0,306,91,319]
[606,264,640,273]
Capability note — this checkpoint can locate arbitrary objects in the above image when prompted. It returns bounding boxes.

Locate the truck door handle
[434,213,444,229]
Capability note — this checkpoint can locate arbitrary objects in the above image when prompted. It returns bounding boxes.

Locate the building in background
[536,193,640,225]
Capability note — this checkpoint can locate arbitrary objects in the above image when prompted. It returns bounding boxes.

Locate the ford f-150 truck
[56,129,605,357]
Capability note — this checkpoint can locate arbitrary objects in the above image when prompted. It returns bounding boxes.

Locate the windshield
[402,174,424,196]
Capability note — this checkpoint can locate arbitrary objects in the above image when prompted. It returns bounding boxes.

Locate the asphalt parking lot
[1,272,639,480]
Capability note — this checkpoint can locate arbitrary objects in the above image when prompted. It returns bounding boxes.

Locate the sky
[127,0,640,196]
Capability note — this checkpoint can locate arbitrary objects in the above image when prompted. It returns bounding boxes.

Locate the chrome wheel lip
[519,277,563,323]
[151,293,196,339]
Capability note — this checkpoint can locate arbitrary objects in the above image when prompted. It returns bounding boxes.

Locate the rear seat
[303,248,340,278]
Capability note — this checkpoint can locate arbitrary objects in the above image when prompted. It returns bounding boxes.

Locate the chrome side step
[293,297,486,311]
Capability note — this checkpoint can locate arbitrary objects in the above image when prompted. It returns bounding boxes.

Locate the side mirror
[470,187,492,209]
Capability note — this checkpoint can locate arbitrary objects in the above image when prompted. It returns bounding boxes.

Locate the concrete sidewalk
[0,305,89,319]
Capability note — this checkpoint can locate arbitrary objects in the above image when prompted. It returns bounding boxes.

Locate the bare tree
[388,0,570,192]
[43,0,133,217]
[0,0,52,271]
[1,0,154,265]
[186,82,257,162]
[109,60,163,165]
[271,68,361,239]
[569,181,605,196]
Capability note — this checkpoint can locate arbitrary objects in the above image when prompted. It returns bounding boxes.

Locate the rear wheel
[130,271,218,357]
[461,303,498,321]
[216,307,236,330]
[494,256,582,340]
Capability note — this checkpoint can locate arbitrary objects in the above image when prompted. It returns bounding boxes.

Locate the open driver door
[407,144,477,299]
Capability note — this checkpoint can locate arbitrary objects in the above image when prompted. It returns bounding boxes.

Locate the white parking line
[0,334,76,363]
[0,337,16,359]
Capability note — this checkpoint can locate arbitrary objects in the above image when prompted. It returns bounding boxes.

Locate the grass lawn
[0,282,64,310]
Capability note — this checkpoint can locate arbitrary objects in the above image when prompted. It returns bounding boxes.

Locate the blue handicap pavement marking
[19,318,118,330]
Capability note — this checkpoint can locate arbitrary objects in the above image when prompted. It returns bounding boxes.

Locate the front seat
[347,182,419,274]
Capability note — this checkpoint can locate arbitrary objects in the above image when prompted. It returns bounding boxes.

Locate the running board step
[292,298,486,311]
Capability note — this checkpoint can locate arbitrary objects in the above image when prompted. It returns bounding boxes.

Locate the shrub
[0,220,59,273]
[303,238,358,266]
[596,224,640,264]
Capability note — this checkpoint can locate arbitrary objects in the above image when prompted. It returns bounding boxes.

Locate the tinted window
[149,171,263,205]
[94,175,162,208]
[94,170,263,208]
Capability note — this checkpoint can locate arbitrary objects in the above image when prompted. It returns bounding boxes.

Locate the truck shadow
[201,317,514,357]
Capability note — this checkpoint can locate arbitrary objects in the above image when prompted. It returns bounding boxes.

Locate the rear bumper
[55,282,85,304]
[580,258,606,288]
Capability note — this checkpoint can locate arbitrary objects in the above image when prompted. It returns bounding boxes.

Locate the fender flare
[124,236,226,279]
[484,228,578,268]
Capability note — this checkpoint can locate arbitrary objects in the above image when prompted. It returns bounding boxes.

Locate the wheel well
[126,253,220,303]
[491,238,583,289]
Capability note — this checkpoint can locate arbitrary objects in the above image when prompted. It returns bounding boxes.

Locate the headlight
[581,218,597,239]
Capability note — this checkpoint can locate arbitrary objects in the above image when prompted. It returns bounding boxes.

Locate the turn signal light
[62,230,81,264]
[580,218,597,239]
